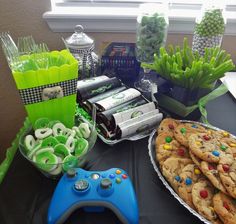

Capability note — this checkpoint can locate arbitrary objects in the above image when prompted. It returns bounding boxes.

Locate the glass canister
[64,25,99,79]
[136,3,169,63]
[192,1,226,56]
[134,3,168,93]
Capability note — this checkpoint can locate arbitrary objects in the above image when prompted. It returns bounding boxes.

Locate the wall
[0,0,235,161]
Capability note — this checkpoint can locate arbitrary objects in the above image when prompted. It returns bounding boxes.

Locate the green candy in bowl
[19,117,97,179]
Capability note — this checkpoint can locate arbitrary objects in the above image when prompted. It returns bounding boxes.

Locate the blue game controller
[48,168,139,224]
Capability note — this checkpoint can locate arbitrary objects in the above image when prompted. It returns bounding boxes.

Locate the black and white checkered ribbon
[19,78,77,105]
[69,45,95,77]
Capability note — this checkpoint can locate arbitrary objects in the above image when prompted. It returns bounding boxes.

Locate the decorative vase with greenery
[142,38,235,121]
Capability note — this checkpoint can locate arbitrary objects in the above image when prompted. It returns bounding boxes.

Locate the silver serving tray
[147,120,236,224]
[77,107,158,146]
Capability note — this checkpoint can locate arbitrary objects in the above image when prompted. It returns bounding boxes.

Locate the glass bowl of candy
[19,116,97,179]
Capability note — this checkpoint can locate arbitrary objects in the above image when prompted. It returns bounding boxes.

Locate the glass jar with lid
[64,25,99,79]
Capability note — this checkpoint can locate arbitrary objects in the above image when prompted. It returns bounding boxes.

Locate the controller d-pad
[100,178,112,189]
[74,180,89,191]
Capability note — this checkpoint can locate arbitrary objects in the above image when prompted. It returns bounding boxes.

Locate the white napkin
[220,72,236,99]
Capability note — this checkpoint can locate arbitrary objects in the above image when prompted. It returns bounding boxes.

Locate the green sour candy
[34,118,50,129]
[52,123,66,136]
[48,157,63,176]
[54,144,70,158]
[33,150,58,172]
[65,136,77,153]
[62,155,78,172]
[55,135,67,144]
[78,123,91,139]
[41,136,59,148]
[24,135,36,151]
[27,143,42,159]
[75,138,89,158]
[35,128,52,139]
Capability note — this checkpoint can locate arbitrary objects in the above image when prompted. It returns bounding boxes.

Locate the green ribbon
[157,83,228,123]
[0,118,31,184]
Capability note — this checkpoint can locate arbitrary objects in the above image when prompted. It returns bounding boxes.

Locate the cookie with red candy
[157,118,180,135]
[213,192,236,224]
[192,180,222,224]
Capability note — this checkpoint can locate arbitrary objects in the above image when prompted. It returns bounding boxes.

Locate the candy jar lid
[64,25,94,49]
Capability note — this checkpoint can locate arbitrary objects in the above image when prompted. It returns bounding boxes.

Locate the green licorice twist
[142,38,235,90]
[195,9,225,37]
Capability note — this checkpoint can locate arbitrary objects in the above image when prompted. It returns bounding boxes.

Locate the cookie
[189,133,232,163]
[189,150,202,167]
[200,161,228,194]
[156,141,190,168]
[174,123,206,147]
[218,155,236,198]
[213,192,236,224]
[192,180,221,223]
[155,132,174,148]
[162,157,192,192]
[178,164,203,208]
[220,137,236,157]
[158,118,179,135]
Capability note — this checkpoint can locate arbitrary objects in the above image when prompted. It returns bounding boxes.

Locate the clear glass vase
[192,0,226,56]
[135,3,168,93]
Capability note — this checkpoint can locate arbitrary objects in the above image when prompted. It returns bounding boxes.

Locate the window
[43,0,236,34]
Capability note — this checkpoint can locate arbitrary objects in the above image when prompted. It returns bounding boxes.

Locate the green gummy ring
[48,157,63,176]
[52,123,66,136]
[54,144,70,158]
[33,151,58,172]
[55,135,67,144]
[75,138,89,158]
[34,118,50,129]
[78,123,91,138]
[64,128,76,138]
[41,136,59,148]
[62,155,78,172]
[24,135,36,151]
[27,144,42,159]
[35,147,54,156]
[65,136,76,153]
[35,128,53,139]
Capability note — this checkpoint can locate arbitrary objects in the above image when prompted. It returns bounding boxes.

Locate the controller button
[115,169,122,175]
[109,174,115,179]
[91,173,100,180]
[116,178,122,184]
[74,180,89,191]
[101,174,106,178]
[122,174,128,179]
[67,168,77,178]
[100,179,112,189]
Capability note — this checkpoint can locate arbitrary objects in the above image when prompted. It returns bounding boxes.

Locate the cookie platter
[148,119,236,224]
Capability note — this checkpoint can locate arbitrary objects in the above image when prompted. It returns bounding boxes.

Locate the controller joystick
[48,168,139,224]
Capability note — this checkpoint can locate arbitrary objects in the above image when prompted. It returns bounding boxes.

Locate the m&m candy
[223,132,229,137]
[203,135,211,141]
[168,124,174,130]
[220,145,227,151]
[195,141,202,146]
[185,178,192,185]
[180,128,186,134]
[230,143,236,147]
[208,165,215,170]
[175,176,181,182]
[200,190,208,199]
[212,150,220,157]
[222,164,230,172]
[194,168,201,175]
[163,144,172,150]
[177,148,185,156]
[165,136,172,143]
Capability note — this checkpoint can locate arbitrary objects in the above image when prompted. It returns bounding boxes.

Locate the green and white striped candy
[75,138,89,158]
[54,144,70,158]
[62,155,78,172]
[24,135,36,151]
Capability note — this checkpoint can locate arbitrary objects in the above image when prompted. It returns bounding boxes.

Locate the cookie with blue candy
[188,133,233,163]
